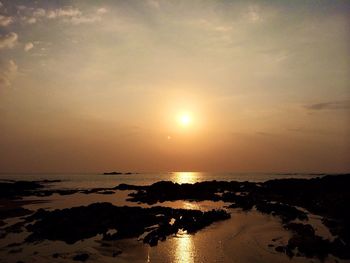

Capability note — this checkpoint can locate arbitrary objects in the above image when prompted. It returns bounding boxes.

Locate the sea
[1,172,342,263]
[0,172,323,189]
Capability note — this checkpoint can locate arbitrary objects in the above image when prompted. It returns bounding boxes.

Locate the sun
[179,113,191,126]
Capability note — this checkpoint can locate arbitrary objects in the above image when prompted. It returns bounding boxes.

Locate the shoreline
[0,174,349,262]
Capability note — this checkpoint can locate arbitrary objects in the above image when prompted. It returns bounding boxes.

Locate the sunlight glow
[179,114,191,126]
[175,231,194,263]
[172,172,200,184]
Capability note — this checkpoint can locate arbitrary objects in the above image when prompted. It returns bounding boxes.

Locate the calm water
[0,172,343,263]
[0,172,322,189]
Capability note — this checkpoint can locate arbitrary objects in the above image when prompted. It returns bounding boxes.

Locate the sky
[0,0,349,173]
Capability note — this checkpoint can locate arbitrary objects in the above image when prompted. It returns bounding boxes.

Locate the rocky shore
[1,174,349,261]
[117,174,350,259]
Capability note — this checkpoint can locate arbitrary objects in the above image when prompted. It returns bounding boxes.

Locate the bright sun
[179,114,191,126]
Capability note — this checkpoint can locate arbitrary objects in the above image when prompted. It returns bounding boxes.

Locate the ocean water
[0,172,344,263]
[0,172,322,189]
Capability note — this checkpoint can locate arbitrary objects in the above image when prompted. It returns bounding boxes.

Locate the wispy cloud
[16,5,107,25]
[246,5,262,23]
[47,7,82,19]
[0,32,18,49]
[24,42,34,52]
[305,101,350,110]
[21,16,36,24]
[0,15,14,26]
[97,7,108,15]
[0,60,18,87]
[146,0,160,10]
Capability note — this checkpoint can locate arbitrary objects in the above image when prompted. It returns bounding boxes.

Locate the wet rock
[0,221,26,239]
[112,250,122,257]
[8,247,23,254]
[103,171,123,175]
[97,190,115,195]
[275,246,284,252]
[114,183,144,191]
[73,253,89,261]
[0,181,43,199]
[287,233,329,259]
[256,202,308,223]
[7,242,22,248]
[144,231,159,246]
[227,194,255,211]
[24,202,230,246]
[127,180,241,205]
[284,223,315,236]
[0,207,33,220]
[279,223,346,260]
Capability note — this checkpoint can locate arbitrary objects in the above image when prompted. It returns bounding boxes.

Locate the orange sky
[0,0,349,173]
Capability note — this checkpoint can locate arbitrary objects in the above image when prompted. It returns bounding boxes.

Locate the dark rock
[121,173,350,257]
[0,207,33,220]
[114,183,144,191]
[24,202,230,246]
[280,222,343,260]
[8,248,23,254]
[275,246,284,252]
[256,202,308,223]
[73,253,89,262]
[227,194,255,211]
[287,233,329,259]
[97,190,115,195]
[284,223,315,236]
[112,250,122,257]
[0,181,43,199]
[7,242,22,247]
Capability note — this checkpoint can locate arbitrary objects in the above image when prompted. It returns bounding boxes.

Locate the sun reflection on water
[166,172,198,262]
[172,172,201,184]
[175,231,194,263]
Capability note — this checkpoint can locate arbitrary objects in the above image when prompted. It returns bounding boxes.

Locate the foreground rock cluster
[25,203,230,246]
[117,174,350,259]
[1,174,349,261]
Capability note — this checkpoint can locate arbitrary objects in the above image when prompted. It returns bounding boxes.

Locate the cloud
[59,6,108,25]
[0,60,18,87]
[52,7,82,18]
[18,6,81,22]
[22,16,37,24]
[68,16,100,25]
[146,0,160,9]
[246,5,262,23]
[0,15,14,26]
[0,32,18,49]
[97,7,108,15]
[33,8,46,18]
[24,42,34,51]
[305,101,350,110]
[16,5,107,25]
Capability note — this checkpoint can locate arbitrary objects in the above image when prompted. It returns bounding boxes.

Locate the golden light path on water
[171,172,198,262]
[175,230,195,263]
[171,172,201,184]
